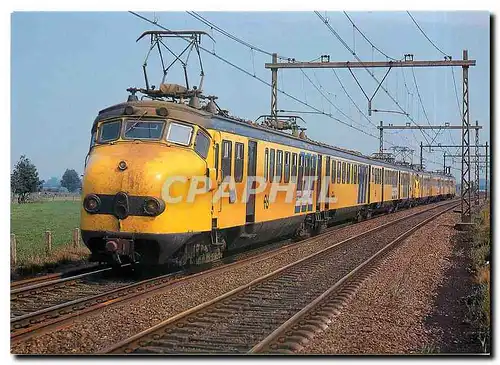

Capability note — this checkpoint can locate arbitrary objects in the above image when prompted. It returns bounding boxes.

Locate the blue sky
[11,11,490,181]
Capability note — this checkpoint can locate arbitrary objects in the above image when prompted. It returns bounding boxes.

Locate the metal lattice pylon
[461,50,471,222]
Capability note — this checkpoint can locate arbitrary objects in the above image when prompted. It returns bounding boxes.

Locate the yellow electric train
[80,30,456,266]
[80,94,455,266]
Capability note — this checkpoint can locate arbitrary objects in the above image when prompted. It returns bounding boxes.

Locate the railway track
[103,200,458,354]
[10,200,455,347]
[10,267,137,319]
[10,264,106,290]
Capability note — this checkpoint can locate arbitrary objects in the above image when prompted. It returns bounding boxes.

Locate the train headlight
[143,197,165,216]
[84,194,101,213]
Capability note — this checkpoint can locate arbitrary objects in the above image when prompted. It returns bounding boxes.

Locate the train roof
[94,99,454,180]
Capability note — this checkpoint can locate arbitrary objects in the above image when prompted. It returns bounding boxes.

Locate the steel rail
[11,266,115,297]
[103,199,457,354]
[249,202,458,353]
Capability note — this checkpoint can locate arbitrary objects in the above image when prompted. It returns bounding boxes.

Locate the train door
[245,140,257,223]
[381,167,385,203]
[358,165,365,204]
[316,154,323,211]
[367,165,372,204]
[325,156,330,210]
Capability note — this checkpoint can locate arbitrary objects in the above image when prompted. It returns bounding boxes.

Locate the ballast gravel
[299,209,458,354]
[11,201,453,354]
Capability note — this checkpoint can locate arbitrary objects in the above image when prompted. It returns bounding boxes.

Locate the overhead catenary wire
[406,11,461,158]
[343,11,398,61]
[314,11,433,147]
[300,69,368,130]
[129,11,384,141]
[187,10,422,154]
[315,10,466,174]
[186,11,292,61]
[406,11,450,58]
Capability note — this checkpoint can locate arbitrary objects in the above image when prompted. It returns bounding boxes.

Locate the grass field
[11,200,87,265]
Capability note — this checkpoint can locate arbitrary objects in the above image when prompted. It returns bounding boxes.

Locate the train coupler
[104,238,138,263]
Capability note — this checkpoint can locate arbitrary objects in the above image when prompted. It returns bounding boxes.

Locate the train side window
[283,151,290,183]
[311,156,316,177]
[276,150,283,183]
[342,162,346,184]
[221,140,232,180]
[298,154,304,191]
[353,164,357,184]
[291,153,298,182]
[347,163,351,184]
[304,155,310,182]
[331,159,336,184]
[264,148,269,181]
[337,161,341,184]
[325,156,331,179]
[214,143,219,180]
[234,142,244,183]
[284,151,291,183]
[269,149,275,182]
[194,130,210,159]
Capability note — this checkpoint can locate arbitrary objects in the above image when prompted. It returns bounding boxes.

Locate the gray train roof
[209,115,450,179]
[95,99,452,180]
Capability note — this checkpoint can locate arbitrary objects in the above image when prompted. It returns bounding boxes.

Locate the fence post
[45,231,52,255]
[11,234,16,266]
[73,228,80,248]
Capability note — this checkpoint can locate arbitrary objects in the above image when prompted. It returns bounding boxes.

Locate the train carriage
[81,95,456,266]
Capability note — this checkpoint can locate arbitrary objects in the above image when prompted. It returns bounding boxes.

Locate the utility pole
[485,142,489,201]
[461,50,471,222]
[474,120,480,206]
[270,53,278,120]
[379,120,384,153]
[266,51,476,223]
[420,142,423,170]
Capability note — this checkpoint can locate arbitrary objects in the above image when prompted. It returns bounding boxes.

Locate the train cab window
[276,150,283,183]
[342,162,346,184]
[291,153,298,182]
[234,142,244,183]
[264,148,269,181]
[194,130,210,159]
[298,154,304,191]
[98,120,121,143]
[166,122,193,145]
[221,140,232,180]
[284,152,291,183]
[269,149,276,182]
[90,131,96,149]
[337,161,341,184]
[331,160,336,184]
[124,120,164,140]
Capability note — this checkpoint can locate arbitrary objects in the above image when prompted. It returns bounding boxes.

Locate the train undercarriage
[82,194,455,268]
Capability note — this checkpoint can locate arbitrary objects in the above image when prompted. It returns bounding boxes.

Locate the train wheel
[356,211,364,223]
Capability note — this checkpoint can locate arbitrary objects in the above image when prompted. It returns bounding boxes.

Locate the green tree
[60,169,82,193]
[44,176,60,189]
[11,155,44,204]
